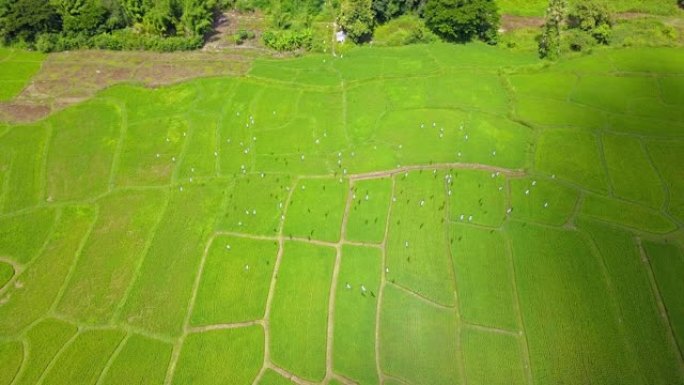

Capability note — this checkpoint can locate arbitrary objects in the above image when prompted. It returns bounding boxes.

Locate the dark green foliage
[423,0,499,44]
[567,0,613,44]
[371,0,421,23]
[565,28,595,51]
[538,0,566,59]
[0,0,61,43]
[36,29,203,52]
[233,28,255,44]
[373,14,437,46]
[0,0,217,51]
[339,0,375,43]
[53,0,109,35]
[262,28,312,50]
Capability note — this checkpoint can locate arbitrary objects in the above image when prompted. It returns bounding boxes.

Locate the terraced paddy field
[0,43,683,385]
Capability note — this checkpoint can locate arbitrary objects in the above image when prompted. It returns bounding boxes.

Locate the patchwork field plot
[0,48,45,101]
[0,43,682,385]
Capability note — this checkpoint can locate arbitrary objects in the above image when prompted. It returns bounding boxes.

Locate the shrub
[262,28,313,51]
[423,0,499,44]
[567,0,613,45]
[564,29,595,52]
[233,29,255,44]
[35,30,203,52]
[338,0,375,43]
[373,15,438,46]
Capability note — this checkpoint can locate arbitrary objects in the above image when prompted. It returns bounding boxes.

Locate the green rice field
[0,48,44,101]
[0,43,683,384]
[498,0,680,16]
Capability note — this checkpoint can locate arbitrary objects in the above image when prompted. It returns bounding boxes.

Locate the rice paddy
[0,42,682,385]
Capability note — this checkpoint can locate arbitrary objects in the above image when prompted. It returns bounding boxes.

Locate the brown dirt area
[0,12,271,124]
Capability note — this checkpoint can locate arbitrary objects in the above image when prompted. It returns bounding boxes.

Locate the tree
[423,0,499,44]
[52,0,109,35]
[538,0,566,59]
[338,0,374,43]
[0,0,61,42]
[567,0,613,44]
[180,0,217,36]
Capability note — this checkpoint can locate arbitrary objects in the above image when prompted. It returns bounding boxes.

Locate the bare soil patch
[501,15,544,32]
[1,45,266,123]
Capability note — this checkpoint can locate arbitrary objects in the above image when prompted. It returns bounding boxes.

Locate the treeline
[0,0,222,52]
[336,0,499,46]
[243,0,499,51]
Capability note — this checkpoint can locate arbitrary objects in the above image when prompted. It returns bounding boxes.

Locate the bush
[423,0,499,44]
[373,15,438,46]
[35,30,203,52]
[338,0,375,43]
[233,29,255,44]
[262,28,313,51]
[567,0,613,44]
[564,29,595,52]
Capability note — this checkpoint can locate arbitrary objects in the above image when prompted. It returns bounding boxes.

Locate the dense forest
[0,0,222,51]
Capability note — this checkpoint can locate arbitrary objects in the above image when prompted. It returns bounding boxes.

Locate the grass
[602,133,664,208]
[579,219,684,383]
[461,328,526,385]
[643,241,684,356]
[0,207,56,264]
[534,129,609,193]
[270,241,335,381]
[42,328,125,385]
[508,176,579,226]
[0,340,23,385]
[0,124,49,212]
[345,178,393,244]
[45,100,121,201]
[333,245,381,385]
[257,369,296,385]
[284,178,348,243]
[119,183,225,337]
[497,0,680,16]
[507,222,646,384]
[646,140,684,222]
[101,334,173,385]
[115,115,189,187]
[580,193,676,233]
[0,48,45,101]
[450,225,518,330]
[448,170,507,228]
[56,189,167,324]
[173,326,264,384]
[0,261,13,288]
[386,170,457,307]
[191,235,278,325]
[380,284,460,385]
[0,43,682,384]
[0,206,96,335]
[14,318,78,385]
[216,174,292,236]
